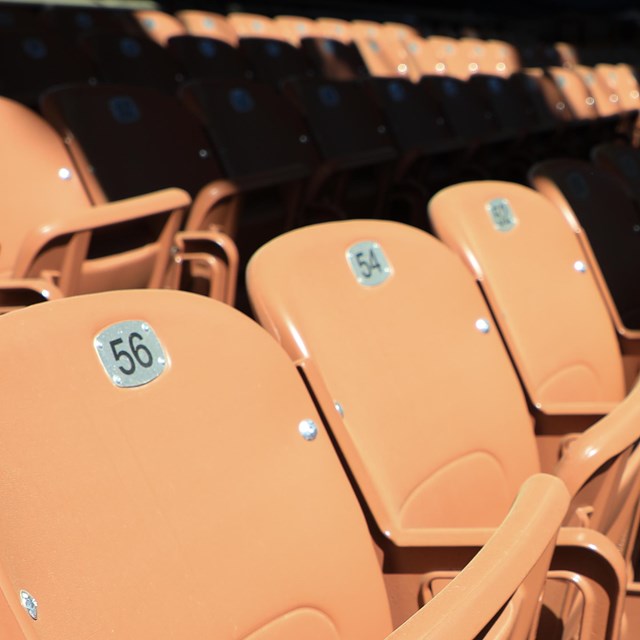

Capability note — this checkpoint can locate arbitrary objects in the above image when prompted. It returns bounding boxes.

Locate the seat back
[180,78,317,189]
[0,31,94,107]
[351,20,416,79]
[133,10,186,45]
[238,37,314,85]
[167,35,249,82]
[595,63,640,112]
[81,33,183,93]
[547,66,599,121]
[0,288,393,638]
[0,97,91,274]
[367,78,457,156]
[573,65,623,118]
[177,10,238,45]
[247,220,540,539]
[275,15,317,45]
[531,158,640,333]
[429,180,625,405]
[283,78,395,166]
[41,83,222,204]
[300,36,367,80]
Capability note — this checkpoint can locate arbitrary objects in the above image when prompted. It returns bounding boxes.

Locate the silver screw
[20,590,37,620]
[199,149,209,158]
[475,318,490,333]
[574,260,587,273]
[58,168,72,180]
[298,419,318,441]
[334,402,344,417]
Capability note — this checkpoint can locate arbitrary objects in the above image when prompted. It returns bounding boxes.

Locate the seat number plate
[347,241,391,286]
[94,321,167,388]
[486,198,517,232]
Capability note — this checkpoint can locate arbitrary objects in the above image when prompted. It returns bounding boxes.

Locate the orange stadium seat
[40,83,238,231]
[180,78,318,232]
[132,9,186,45]
[176,9,239,45]
[247,219,639,637]
[0,31,95,107]
[80,33,184,93]
[0,288,570,639]
[531,158,640,341]
[0,96,192,297]
[429,180,627,407]
[282,77,397,217]
[166,34,251,82]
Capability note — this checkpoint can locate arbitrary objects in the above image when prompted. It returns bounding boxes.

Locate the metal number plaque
[94,321,167,388]
[486,198,517,232]
[347,241,392,286]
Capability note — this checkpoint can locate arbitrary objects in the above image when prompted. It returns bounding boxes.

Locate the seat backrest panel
[41,84,222,203]
[248,220,539,534]
[532,158,640,330]
[430,180,625,404]
[0,289,393,639]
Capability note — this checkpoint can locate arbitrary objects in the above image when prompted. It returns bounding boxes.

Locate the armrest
[385,474,569,639]
[534,402,617,436]
[553,384,640,498]
[13,188,191,279]
[549,527,627,640]
[187,179,241,235]
[166,230,239,305]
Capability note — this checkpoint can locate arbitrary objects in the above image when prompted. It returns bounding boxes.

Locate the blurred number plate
[347,241,391,286]
[94,321,166,388]
[486,198,517,232]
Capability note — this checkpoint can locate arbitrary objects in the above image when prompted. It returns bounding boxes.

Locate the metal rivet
[112,375,122,385]
[435,62,446,72]
[377,125,386,134]
[475,318,490,333]
[20,590,37,620]
[299,134,308,143]
[586,96,595,106]
[573,260,587,273]
[610,94,619,103]
[384,530,392,537]
[58,168,72,180]
[633,224,640,233]
[397,63,408,73]
[199,149,209,158]
[556,101,566,110]
[298,419,318,441]
[469,62,478,72]
[632,90,639,100]
[334,402,344,417]
[496,62,506,71]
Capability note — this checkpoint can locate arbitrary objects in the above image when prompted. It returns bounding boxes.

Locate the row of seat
[0,286,573,639]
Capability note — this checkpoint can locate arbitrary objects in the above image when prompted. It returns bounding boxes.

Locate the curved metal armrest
[386,475,569,639]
